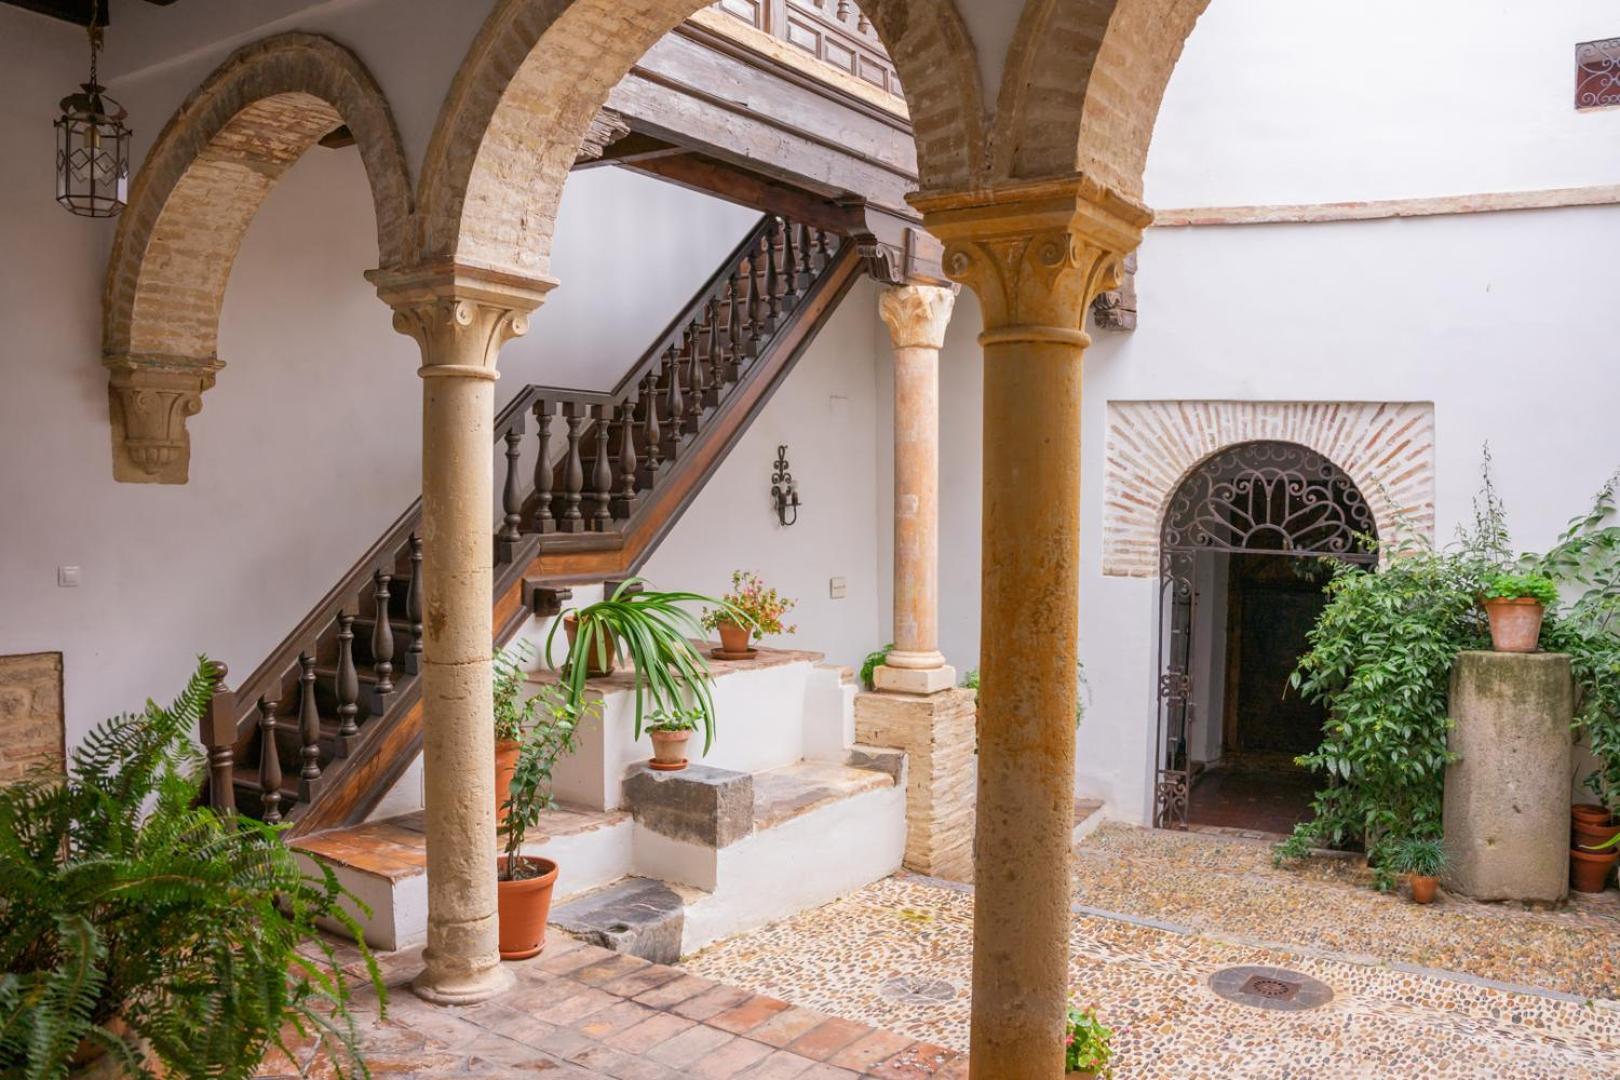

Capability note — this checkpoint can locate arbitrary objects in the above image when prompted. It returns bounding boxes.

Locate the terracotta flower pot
[717,619,751,654]
[1573,817,1620,850]
[649,728,691,769]
[1483,597,1545,653]
[1409,874,1438,905]
[497,855,560,960]
[563,616,617,677]
[1570,847,1618,893]
[494,738,521,823]
[1573,803,1613,826]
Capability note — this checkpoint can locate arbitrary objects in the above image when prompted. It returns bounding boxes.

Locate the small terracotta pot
[1573,803,1613,826]
[1483,597,1545,653]
[564,616,617,677]
[717,619,751,654]
[1409,874,1438,905]
[1573,817,1620,850]
[494,738,521,823]
[497,855,560,960]
[1570,847,1619,893]
[650,728,692,769]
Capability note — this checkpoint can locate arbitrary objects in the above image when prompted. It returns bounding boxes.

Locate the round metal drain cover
[1209,966,1333,1012]
[878,975,959,1005]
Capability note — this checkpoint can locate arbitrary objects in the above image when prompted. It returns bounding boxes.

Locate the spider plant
[544,578,740,754]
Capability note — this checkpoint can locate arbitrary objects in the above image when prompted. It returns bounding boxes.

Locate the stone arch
[102,32,412,483]
[994,0,1209,198]
[415,0,987,279]
[1101,401,1437,577]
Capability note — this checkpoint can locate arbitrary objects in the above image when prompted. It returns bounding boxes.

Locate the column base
[855,688,976,881]
[410,954,514,1006]
[872,663,956,694]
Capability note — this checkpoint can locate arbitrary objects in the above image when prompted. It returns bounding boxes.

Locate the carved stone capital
[367,262,557,377]
[104,354,223,484]
[910,174,1152,346]
[878,283,957,352]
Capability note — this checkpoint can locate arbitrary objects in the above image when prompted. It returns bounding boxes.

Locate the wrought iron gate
[1154,441,1377,828]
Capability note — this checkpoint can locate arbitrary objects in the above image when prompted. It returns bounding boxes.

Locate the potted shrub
[1481,571,1557,653]
[498,684,597,959]
[1063,1002,1114,1078]
[546,577,736,755]
[703,570,797,657]
[1389,835,1447,904]
[0,660,382,1079]
[493,641,539,822]
[646,706,703,771]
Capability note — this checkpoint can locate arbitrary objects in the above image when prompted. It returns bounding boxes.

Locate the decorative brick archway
[1102,401,1437,578]
[102,33,412,483]
[415,0,986,280]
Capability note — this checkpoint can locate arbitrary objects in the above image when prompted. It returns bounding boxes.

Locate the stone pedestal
[855,688,976,882]
[1443,651,1573,903]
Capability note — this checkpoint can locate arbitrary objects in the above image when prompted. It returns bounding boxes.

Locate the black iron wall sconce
[771,445,801,527]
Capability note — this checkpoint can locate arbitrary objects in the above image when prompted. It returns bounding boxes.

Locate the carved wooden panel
[709,0,901,96]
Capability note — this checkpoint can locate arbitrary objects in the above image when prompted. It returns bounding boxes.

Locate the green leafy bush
[502,685,597,881]
[493,640,539,743]
[1482,572,1558,606]
[1064,1003,1115,1075]
[0,659,382,1079]
[860,644,895,691]
[1389,836,1448,878]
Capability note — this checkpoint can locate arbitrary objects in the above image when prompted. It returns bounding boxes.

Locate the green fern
[0,658,384,1079]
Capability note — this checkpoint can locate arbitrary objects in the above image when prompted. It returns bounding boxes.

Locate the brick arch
[416,0,986,277]
[994,0,1209,198]
[1102,401,1437,577]
[102,33,411,483]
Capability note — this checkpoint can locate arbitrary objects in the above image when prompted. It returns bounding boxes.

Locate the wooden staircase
[201,215,861,837]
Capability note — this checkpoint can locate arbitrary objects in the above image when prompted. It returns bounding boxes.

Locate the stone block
[854,689,976,881]
[0,652,64,783]
[550,877,686,965]
[872,664,956,695]
[622,763,753,848]
[1443,651,1573,903]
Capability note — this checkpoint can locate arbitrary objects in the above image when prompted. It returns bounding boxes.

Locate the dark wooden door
[1224,555,1329,755]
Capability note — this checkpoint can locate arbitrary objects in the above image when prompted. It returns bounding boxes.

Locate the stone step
[550,876,696,964]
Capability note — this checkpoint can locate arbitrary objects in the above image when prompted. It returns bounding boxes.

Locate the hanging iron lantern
[55,1,130,218]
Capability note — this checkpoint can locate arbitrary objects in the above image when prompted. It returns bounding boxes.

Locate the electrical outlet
[829,576,847,599]
[57,566,81,588]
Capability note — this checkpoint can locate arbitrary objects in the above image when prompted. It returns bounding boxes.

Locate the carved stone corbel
[104,354,224,484]
[575,109,631,166]
[1091,250,1138,332]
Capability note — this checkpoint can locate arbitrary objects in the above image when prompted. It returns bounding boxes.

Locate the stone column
[874,283,957,693]
[914,177,1148,1077]
[370,264,554,1005]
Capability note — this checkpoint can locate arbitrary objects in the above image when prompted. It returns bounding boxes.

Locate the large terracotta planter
[497,855,560,960]
[1483,597,1545,653]
[563,616,618,677]
[494,738,521,823]
[1570,847,1618,893]
[1573,816,1620,851]
[717,619,751,655]
[1409,874,1438,905]
[649,728,691,770]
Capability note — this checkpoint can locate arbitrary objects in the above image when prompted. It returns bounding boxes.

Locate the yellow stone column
[369,263,554,1005]
[875,283,957,693]
[913,177,1148,1077]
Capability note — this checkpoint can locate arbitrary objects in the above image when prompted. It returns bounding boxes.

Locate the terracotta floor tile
[864,1042,959,1078]
[601,962,688,999]
[824,1030,913,1071]
[708,994,791,1035]
[740,1047,818,1078]
[746,1005,830,1048]
[670,984,753,1021]
[784,1017,870,1061]
[602,1010,696,1051]
[645,1023,736,1067]
[574,953,653,987]
[682,1034,773,1078]
[572,999,659,1041]
[633,972,719,1010]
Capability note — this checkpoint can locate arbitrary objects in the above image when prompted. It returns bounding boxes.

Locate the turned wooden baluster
[200,660,236,816]
[781,219,799,305]
[706,297,724,400]
[372,570,395,695]
[662,345,683,457]
[591,403,613,530]
[335,611,360,740]
[815,227,831,270]
[683,324,705,432]
[640,372,662,477]
[499,424,524,546]
[614,401,638,518]
[559,404,587,532]
[726,270,747,367]
[258,696,283,825]
[406,535,424,671]
[531,401,556,533]
[750,234,769,344]
[298,652,322,786]
[766,218,784,325]
[797,222,815,287]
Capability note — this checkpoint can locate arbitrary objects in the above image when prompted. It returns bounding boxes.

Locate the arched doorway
[1154,441,1377,830]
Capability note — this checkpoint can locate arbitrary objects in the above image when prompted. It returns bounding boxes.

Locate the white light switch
[829,576,847,599]
[57,566,81,588]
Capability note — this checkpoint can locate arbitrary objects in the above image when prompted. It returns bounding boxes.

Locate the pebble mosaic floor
[684,824,1620,1079]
